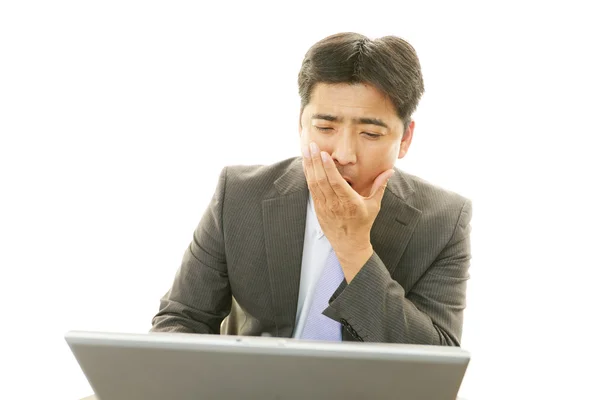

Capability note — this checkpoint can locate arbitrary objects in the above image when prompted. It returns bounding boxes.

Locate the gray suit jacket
[151,157,472,345]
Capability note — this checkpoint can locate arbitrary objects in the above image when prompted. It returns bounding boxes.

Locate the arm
[323,199,472,345]
[150,167,231,334]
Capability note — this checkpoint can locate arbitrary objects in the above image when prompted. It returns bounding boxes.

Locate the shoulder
[220,157,301,199]
[399,170,472,223]
[224,157,297,182]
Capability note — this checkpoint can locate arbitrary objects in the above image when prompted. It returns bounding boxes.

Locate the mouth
[343,177,353,187]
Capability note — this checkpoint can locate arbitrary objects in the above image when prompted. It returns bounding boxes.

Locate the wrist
[335,242,373,263]
[335,243,373,283]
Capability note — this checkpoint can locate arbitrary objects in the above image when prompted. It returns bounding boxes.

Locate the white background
[1,1,599,399]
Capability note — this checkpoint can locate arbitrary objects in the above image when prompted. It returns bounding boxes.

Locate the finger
[309,142,336,200]
[302,143,325,203]
[320,151,353,201]
[368,169,395,201]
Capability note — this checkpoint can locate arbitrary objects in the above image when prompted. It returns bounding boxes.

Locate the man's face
[299,82,414,197]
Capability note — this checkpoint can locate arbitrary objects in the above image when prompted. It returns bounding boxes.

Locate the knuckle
[316,176,328,185]
[346,202,359,215]
[330,180,343,190]
[330,200,341,211]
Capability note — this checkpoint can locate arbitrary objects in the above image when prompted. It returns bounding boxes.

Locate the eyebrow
[311,113,389,129]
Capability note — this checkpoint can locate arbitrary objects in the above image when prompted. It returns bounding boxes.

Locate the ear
[298,106,304,137]
[397,120,415,159]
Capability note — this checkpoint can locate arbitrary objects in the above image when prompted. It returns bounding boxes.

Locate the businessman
[150,32,472,345]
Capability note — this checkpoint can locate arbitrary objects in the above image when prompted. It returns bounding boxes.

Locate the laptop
[66,330,470,400]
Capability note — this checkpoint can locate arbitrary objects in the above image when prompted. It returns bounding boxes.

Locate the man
[150,32,472,346]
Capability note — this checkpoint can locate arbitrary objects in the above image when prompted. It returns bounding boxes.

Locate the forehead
[308,82,400,122]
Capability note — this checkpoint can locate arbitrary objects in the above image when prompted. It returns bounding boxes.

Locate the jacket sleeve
[150,167,231,334]
[323,199,472,345]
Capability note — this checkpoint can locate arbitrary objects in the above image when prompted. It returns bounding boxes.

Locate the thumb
[368,169,395,200]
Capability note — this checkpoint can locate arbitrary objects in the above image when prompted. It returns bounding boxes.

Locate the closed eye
[363,132,383,139]
[315,127,382,139]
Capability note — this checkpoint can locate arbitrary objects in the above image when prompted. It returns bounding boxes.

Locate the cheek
[299,128,312,147]
[358,144,398,182]
[301,129,333,152]
[388,140,402,160]
[367,142,400,166]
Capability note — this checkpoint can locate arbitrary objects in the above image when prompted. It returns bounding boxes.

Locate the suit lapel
[263,158,308,337]
[371,190,422,276]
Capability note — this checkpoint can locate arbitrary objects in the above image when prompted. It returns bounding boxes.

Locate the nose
[331,131,357,166]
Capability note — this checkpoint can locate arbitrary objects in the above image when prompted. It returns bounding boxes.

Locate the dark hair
[298,32,425,131]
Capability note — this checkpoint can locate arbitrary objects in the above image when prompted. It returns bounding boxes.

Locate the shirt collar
[308,193,325,239]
